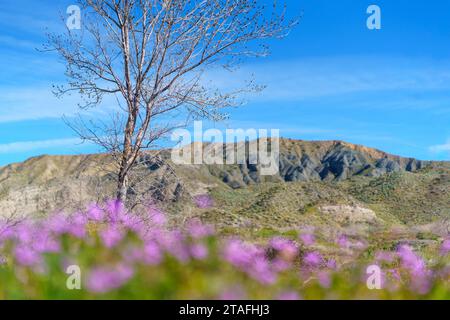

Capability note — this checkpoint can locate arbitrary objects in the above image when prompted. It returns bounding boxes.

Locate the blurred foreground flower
[0,200,447,299]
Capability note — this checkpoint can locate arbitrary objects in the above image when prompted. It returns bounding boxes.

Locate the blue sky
[2,0,450,166]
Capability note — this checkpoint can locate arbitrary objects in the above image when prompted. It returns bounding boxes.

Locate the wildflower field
[0,200,448,300]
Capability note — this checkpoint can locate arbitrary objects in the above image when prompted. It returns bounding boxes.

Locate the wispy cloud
[0,1,66,36]
[0,137,86,154]
[205,56,450,103]
[0,86,119,123]
[429,141,450,154]
[0,35,41,50]
[0,87,76,122]
[3,53,450,122]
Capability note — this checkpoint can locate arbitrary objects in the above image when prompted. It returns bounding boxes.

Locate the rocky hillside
[0,139,449,234]
[203,139,429,189]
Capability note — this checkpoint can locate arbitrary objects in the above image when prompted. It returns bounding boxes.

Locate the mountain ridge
[0,138,434,189]
[0,138,437,169]
[1,138,449,231]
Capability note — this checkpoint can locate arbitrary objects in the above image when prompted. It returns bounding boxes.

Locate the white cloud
[0,137,85,154]
[0,1,64,36]
[429,141,450,153]
[0,86,119,123]
[0,87,76,122]
[3,55,450,124]
[0,35,41,50]
[204,56,450,102]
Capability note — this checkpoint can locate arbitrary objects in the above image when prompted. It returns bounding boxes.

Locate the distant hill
[202,139,430,188]
[1,138,449,235]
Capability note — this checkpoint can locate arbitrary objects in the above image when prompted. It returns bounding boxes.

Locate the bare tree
[45,0,296,202]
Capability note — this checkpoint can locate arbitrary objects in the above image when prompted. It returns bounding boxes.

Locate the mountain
[202,139,430,189]
[1,139,449,236]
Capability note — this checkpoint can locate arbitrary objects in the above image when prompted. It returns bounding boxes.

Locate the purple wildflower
[15,223,35,244]
[270,237,297,264]
[190,243,208,260]
[68,224,86,238]
[326,258,337,270]
[67,213,87,238]
[299,233,315,247]
[194,194,214,209]
[397,245,431,294]
[87,204,104,221]
[105,200,124,223]
[100,225,124,248]
[336,234,351,249]
[317,271,332,288]
[86,264,134,293]
[148,207,167,227]
[223,239,258,269]
[159,230,190,262]
[303,251,323,268]
[120,212,144,233]
[47,213,69,235]
[277,291,301,300]
[187,219,215,239]
[249,256,276,284]
[32,233,60,253]
[143,241,162,265]
[219,287,247,300]
[397,245,427,276]
[440,238,450,255]
[0,223,15,242]
[14,246,41,266]
[272,258,291,272]
[222,239,275,283]
[72,212,88,226]
[270,237,297,255]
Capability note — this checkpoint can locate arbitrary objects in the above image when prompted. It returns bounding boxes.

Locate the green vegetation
[0,203,448,300]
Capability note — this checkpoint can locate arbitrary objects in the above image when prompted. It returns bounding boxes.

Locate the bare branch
[45,0,297,203]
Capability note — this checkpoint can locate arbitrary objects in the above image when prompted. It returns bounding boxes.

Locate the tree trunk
[117,170,129,202]
[117,110,136,202]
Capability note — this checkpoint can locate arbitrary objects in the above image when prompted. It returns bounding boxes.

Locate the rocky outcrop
[208,139,430,188]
